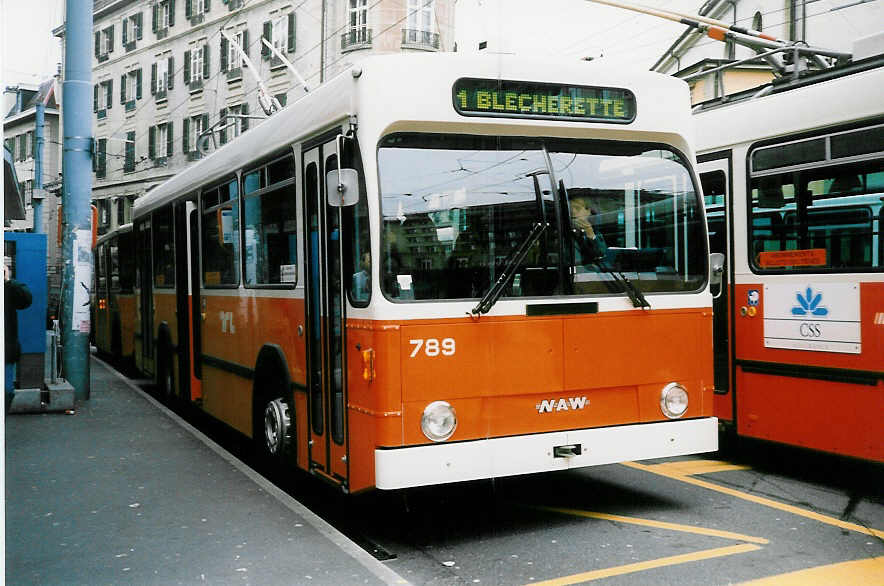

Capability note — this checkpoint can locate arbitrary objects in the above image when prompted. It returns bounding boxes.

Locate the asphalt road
[142,375,884,586]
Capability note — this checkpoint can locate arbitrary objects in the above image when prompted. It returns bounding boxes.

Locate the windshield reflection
[378,133,705,302]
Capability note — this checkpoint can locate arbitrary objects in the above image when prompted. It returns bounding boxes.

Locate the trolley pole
[60,0,93,400]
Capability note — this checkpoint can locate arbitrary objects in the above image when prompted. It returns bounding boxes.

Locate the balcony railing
[401,29,439,50]
[341,28,372,52]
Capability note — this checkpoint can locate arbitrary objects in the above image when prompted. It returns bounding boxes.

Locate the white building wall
[83,0,453,234]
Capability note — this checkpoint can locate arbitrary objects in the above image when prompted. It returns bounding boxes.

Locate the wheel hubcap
[264,399,291,456]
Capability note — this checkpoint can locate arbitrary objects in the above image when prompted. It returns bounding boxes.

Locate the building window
[152,0,175,37]
[262,13,296,60]
[94,25,115,61]
[403,0,437,48]
[183,113,209,159]
[752,11,763,32]
[120,68,143,112]
[185,43,209,89]
[221,28,248,78]
[26,131,34,160]
[122,12,143,50]
[149,122,173,164]
[94,79,114,119]
[151,55,173,99]
[219,103,249,145]
[124,131,136,173]
[94,137,108,178]
[186,0,209,24]
[343,0,370,50]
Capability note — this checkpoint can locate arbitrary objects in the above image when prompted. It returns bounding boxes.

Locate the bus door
[698,155,733,421]
[137,220,154,374]
[303,138,349,484]
[174,200,200,401]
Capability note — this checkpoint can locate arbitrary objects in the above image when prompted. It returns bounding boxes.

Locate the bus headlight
[421,401,457,442]
[660,383,688,419]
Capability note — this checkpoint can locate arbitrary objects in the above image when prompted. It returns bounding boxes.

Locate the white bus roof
[134,53,694,218]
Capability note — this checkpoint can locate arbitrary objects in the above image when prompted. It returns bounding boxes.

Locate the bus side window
[201,180,240,286]
[152,206,175,288]
[243,156,298,286]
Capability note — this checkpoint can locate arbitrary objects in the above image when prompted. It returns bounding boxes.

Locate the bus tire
[253,379,293,468]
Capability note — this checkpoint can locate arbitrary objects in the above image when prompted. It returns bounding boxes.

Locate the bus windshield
[378,133,706,301]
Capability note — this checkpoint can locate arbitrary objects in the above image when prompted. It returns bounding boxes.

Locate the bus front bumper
[375,417,718,490]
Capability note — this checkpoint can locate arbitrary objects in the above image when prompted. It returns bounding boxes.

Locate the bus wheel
[260,396,292,462]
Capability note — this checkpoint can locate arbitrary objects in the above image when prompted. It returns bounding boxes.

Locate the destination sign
[453,78,636,123]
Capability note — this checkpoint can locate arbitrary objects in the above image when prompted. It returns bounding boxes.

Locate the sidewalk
[5,357,406,585]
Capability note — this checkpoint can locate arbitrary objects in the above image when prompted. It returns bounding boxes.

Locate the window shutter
[122,19,128,45]
[242,29,249,56]
[136,13,143,39]
[168,0,175,27]
[287,13,295,52]
[95,31,100,57]
[149,126,156,159]
[241,103,249,131]
[120,75,127,103]
[220,36,228,72]
[108,25,115,52]
[219,108,227,145]
[93,84,98,112]
[167,56,175,89]
[262,22,271,57]
[183,50,191,84]
[136,68,142,99]
[151,63,157,95]
[166,122,173,157]
[205,0,210,11]
[185,0,192,19]
[107,79,113,109]
[152,3,158,32]
[203,44,210,79]
[183,118,190,153]
[202,114,209,139]
[98,139,107,177]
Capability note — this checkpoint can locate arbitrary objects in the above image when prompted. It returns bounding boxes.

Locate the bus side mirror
[326,169,360,207]
[710,252,725,299]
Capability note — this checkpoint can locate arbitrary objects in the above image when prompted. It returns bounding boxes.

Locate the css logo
[800,323,822,338]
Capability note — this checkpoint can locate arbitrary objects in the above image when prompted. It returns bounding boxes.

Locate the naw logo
[792,287,828,317]
[535,396,588,414]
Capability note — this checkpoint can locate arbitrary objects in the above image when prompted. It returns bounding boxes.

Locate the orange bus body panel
[730,282,884,462]
[345,307,713,492]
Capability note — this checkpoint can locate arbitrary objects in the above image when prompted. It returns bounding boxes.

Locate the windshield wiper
[471,221,548,315]
[593,258,651,309]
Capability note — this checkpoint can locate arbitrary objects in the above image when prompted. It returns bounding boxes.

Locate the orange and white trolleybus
[132,54,718,493]
[696,52,884,462]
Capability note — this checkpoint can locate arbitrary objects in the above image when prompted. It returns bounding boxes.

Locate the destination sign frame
[452,78,637,124]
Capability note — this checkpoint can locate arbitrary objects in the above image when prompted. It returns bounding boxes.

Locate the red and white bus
[696,54,884,462]
[92,223,137,370]
[131,53,718,493]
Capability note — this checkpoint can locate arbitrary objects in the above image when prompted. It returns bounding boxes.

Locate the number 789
[409,338,456,358]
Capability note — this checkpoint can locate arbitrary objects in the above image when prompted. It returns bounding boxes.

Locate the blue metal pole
[33,102,45,234]
[60,0,93,400]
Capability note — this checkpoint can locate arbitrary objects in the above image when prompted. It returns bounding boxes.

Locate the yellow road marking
[525,544,762,585]
[623,461,884,539]
[534,506,769,544]
[738,555,884,585]
[645,460,750,476]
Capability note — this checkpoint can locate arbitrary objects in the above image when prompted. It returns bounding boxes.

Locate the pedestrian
[5,257,33,412]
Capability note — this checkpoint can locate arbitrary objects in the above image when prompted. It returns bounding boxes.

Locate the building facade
[57,0,453,236]
[650,0,884,103]
[3,79,64,316]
